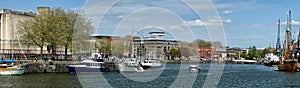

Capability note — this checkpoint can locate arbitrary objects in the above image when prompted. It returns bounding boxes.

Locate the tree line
[239,46,275,59]
[18,8,93,60]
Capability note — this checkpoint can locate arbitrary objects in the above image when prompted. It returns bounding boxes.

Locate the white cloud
[223,18,232,23]
[142,26,165,30]
[185,20,206,26]
[223,10,232,14]
[280,20,300,26]
[185,16,231,27]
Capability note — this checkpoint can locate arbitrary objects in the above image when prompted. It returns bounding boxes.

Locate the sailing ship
[278,11,300,72]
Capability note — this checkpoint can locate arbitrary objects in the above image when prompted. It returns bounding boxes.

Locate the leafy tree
[170,48,179,60]
[18,11,51,59]
[247,46,259,59]
[240,53,248,58]
[96,38,111,58]
[18,7,93,60]
[260,48,271,58]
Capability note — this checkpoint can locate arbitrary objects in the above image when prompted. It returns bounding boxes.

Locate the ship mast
[284,10,292,60]
[276,19,281,60]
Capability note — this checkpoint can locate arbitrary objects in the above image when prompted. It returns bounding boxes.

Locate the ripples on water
[0,64,300,88]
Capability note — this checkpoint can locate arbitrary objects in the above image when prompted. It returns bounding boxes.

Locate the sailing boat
[118,27,144,72]
[0,24,27,75]
[278,11,299,72]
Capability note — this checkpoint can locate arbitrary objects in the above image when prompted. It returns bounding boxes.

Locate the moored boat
[67,59,106,73]
[278,59,299,72]
[264,53,279,66]
[277,11,300,72]
[141,59,162,70]
[118,58,144,72]
[0,63,26,76]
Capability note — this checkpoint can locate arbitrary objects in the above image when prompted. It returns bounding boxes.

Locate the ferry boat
[0,63,26,76]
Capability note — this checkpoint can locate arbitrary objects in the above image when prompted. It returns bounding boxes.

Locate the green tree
[18,12,50,59]
[170,48,179,60]
[248,46,259,59]
[235,52,240,59]
[260,48,271,58]
[18,7,93,60]
[240,53,248,58]
[96,38,111,57]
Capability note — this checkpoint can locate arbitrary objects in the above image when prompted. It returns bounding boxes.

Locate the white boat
[118,58,144,72]
[264,53,279,66]
[66,59,106,73]
[0,63,26,76]
[141,59,162,70]
[189,65,201,72]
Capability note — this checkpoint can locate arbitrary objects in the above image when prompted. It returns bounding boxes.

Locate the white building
[133,32,180,60]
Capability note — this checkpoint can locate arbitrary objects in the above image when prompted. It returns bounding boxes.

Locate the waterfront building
[226,47,242,60]
[198,47,219,59]
[133,32,180,60]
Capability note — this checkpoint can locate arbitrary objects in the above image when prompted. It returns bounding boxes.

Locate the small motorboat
[141,59,162,70]
[189,65,201,72]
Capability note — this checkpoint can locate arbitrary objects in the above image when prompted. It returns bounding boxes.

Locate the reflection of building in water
[133,32,180,60]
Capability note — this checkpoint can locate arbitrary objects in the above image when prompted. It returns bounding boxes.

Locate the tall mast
[284,10,292,60]
[288,10,292,59]
[130,26,134,58]
[276,19,281,59]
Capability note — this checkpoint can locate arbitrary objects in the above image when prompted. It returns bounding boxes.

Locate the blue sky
[1,0,300,48]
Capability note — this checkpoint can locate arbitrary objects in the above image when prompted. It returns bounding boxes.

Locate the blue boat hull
[66,66,106,73]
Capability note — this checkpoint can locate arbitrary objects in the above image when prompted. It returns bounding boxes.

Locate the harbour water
[1,64,300,88]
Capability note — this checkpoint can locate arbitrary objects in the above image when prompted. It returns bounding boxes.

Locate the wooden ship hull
[278,59,299,72]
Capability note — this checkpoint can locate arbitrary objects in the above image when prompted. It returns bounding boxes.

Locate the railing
[0,49,71,55]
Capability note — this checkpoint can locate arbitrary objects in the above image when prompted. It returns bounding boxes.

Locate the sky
[1,0,300,48]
